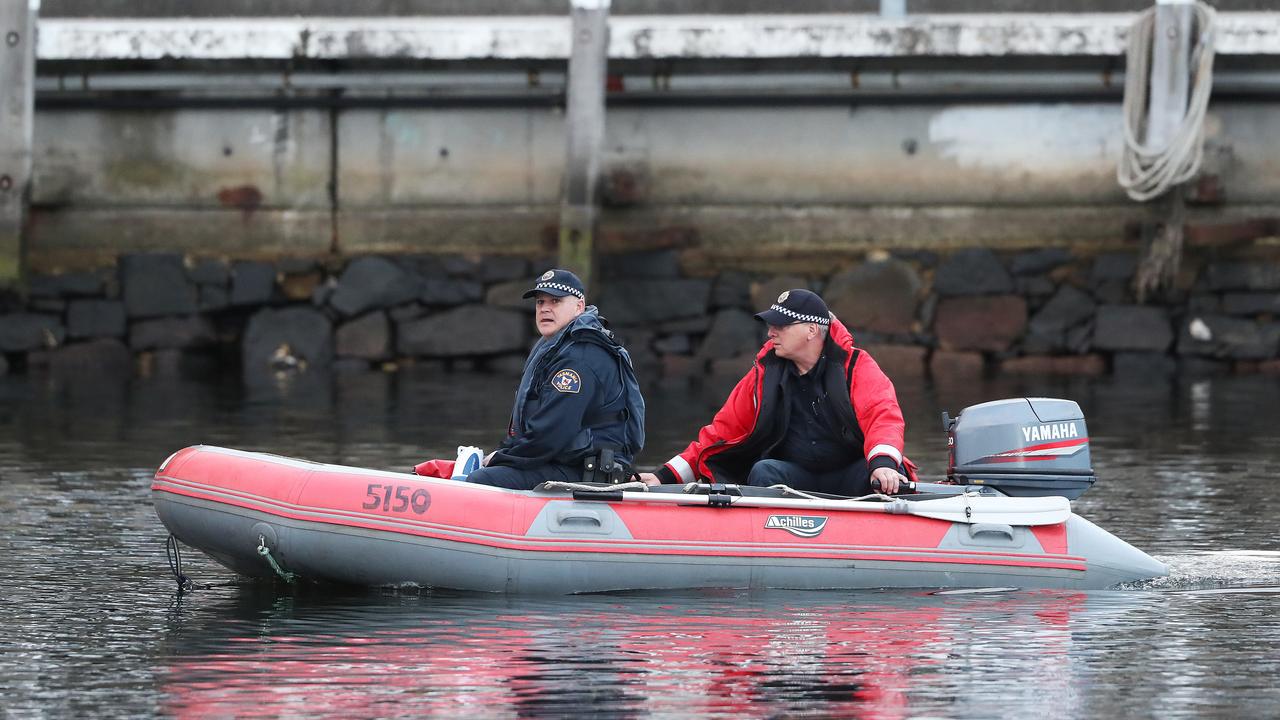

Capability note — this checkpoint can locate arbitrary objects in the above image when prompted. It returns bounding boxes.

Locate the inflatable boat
[152,398,1167,592]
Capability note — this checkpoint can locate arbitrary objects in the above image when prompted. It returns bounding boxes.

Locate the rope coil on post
[1117,2,1217,203]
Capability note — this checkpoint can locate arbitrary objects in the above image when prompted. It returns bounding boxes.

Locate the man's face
[534,293,585,338]
[766,322,813,360]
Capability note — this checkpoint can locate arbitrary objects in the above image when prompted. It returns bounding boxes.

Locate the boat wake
[1123,550,1280,591]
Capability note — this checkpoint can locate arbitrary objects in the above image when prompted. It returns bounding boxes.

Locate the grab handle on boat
[968,523,1015,541]
[556,509,603,527]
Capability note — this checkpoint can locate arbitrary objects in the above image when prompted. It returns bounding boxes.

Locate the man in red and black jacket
[639,289,914,496]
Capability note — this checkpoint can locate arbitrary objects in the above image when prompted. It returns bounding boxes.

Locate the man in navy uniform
[465,269,646,490]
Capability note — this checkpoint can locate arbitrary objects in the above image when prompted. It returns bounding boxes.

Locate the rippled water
[3,369,1279,717]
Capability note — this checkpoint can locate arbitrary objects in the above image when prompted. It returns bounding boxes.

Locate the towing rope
[165,534,196,595]
[257,534,296,584]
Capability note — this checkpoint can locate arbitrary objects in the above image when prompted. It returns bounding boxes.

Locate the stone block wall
[3,245,1280,384]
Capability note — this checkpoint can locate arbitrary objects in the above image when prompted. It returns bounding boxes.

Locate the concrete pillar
[880,0,906,18]
[558,0,609,293]
[0,0,35,286]
[1146,0,1193,151]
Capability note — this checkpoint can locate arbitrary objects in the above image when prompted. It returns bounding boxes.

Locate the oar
[581,490,1071,527]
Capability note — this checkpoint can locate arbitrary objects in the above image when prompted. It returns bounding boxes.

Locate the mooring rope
[257,534,296,584]
[165,534,195,595]
[1117,2,1217,203]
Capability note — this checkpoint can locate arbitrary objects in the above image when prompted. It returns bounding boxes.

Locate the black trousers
[745,458,872,496]
[465,463,579,490]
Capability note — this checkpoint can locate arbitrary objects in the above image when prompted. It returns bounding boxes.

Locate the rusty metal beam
[558,0,609,291]
[0,0,35,286]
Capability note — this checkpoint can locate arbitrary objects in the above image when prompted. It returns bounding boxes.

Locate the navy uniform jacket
[489,307,643,470]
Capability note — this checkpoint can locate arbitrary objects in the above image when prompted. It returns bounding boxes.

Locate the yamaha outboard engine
[944,398,1096,499]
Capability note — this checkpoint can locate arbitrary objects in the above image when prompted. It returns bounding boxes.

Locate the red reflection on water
[161,592,1086,718]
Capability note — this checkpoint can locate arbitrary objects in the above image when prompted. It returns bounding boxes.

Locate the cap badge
[540,270,555,281]
[777,291,790,303]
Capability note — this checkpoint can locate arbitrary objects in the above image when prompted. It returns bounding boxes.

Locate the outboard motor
[943,398,1096,499]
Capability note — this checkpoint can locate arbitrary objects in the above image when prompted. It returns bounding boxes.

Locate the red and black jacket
[656,316,914,484]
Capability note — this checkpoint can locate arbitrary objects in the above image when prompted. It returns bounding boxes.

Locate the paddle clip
[257,534,296,584]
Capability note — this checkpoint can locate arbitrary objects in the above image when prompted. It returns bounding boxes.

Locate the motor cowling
[944,397,1096,499]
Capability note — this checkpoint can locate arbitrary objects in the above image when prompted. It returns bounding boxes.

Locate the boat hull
[153,446,1167,593]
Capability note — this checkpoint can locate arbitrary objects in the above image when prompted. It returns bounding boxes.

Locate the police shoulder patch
[551,368,582,394]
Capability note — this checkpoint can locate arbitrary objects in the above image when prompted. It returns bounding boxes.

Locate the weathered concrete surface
[33,109,331,207]
[33,14,1280,61]
[0,0,35,284]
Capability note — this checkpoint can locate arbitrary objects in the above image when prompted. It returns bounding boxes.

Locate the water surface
[3,370,1278,717]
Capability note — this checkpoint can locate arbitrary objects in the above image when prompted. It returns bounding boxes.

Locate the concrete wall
[26,100,1280,272]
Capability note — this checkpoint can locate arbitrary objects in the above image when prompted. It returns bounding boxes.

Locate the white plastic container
[451,445,484,480]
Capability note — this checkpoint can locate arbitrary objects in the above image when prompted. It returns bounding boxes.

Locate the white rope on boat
[767,484,893,503]
[539,480,652,493]
[1117,1,1217,203]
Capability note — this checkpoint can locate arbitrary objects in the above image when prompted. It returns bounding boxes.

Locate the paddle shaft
[582,490,1071,527]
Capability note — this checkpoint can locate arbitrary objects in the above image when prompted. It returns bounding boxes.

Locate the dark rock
[934,296,1026,352]
[441,255,480,278]
[657,315,711,334]
[1064,322,1094,354]
[336,312,392,360]
[1222,292,1280,316]
[1114,352,1176,379]
[199,285,230,312]
[750,276,809,314]
[28,271,105,298]
[1092,305,1173,352]
[1091,279,1131,305]
[129,316,217,351]
[485,279,534,311]
[1001,355,1105,376]
[67,299,126,339]
[1025,285,1096,350]
[189,258,230,286]
[600,250,681,279]
[654,334,692,355]
[1010,248,1072,276]
[485,353,530,376]
[230,261,278,306]
[825,259,921,335]
[479,256,530,284]
[0,313,65,352]
[420,277,484,307]
[863,343,927,378]
[1186,294,1221,314]
[0,354,7,375]
[46,338,133,379]
[918,294,937,331]
[397,305,528,357]
[934,249,1013,297]
[311,280,335,308]
[1090,253,1137,285]
[29,298,65,314]
[1178,314,1280,360]
[330,257,421,317]
[1016,275,1057,298]
[697,309,763,360]
[242,306,334,373]
[598,279,711,326]
[710,271,752,310]
[1205,261,1280,292]
[119,253,197,318]
[389,302,429,323]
